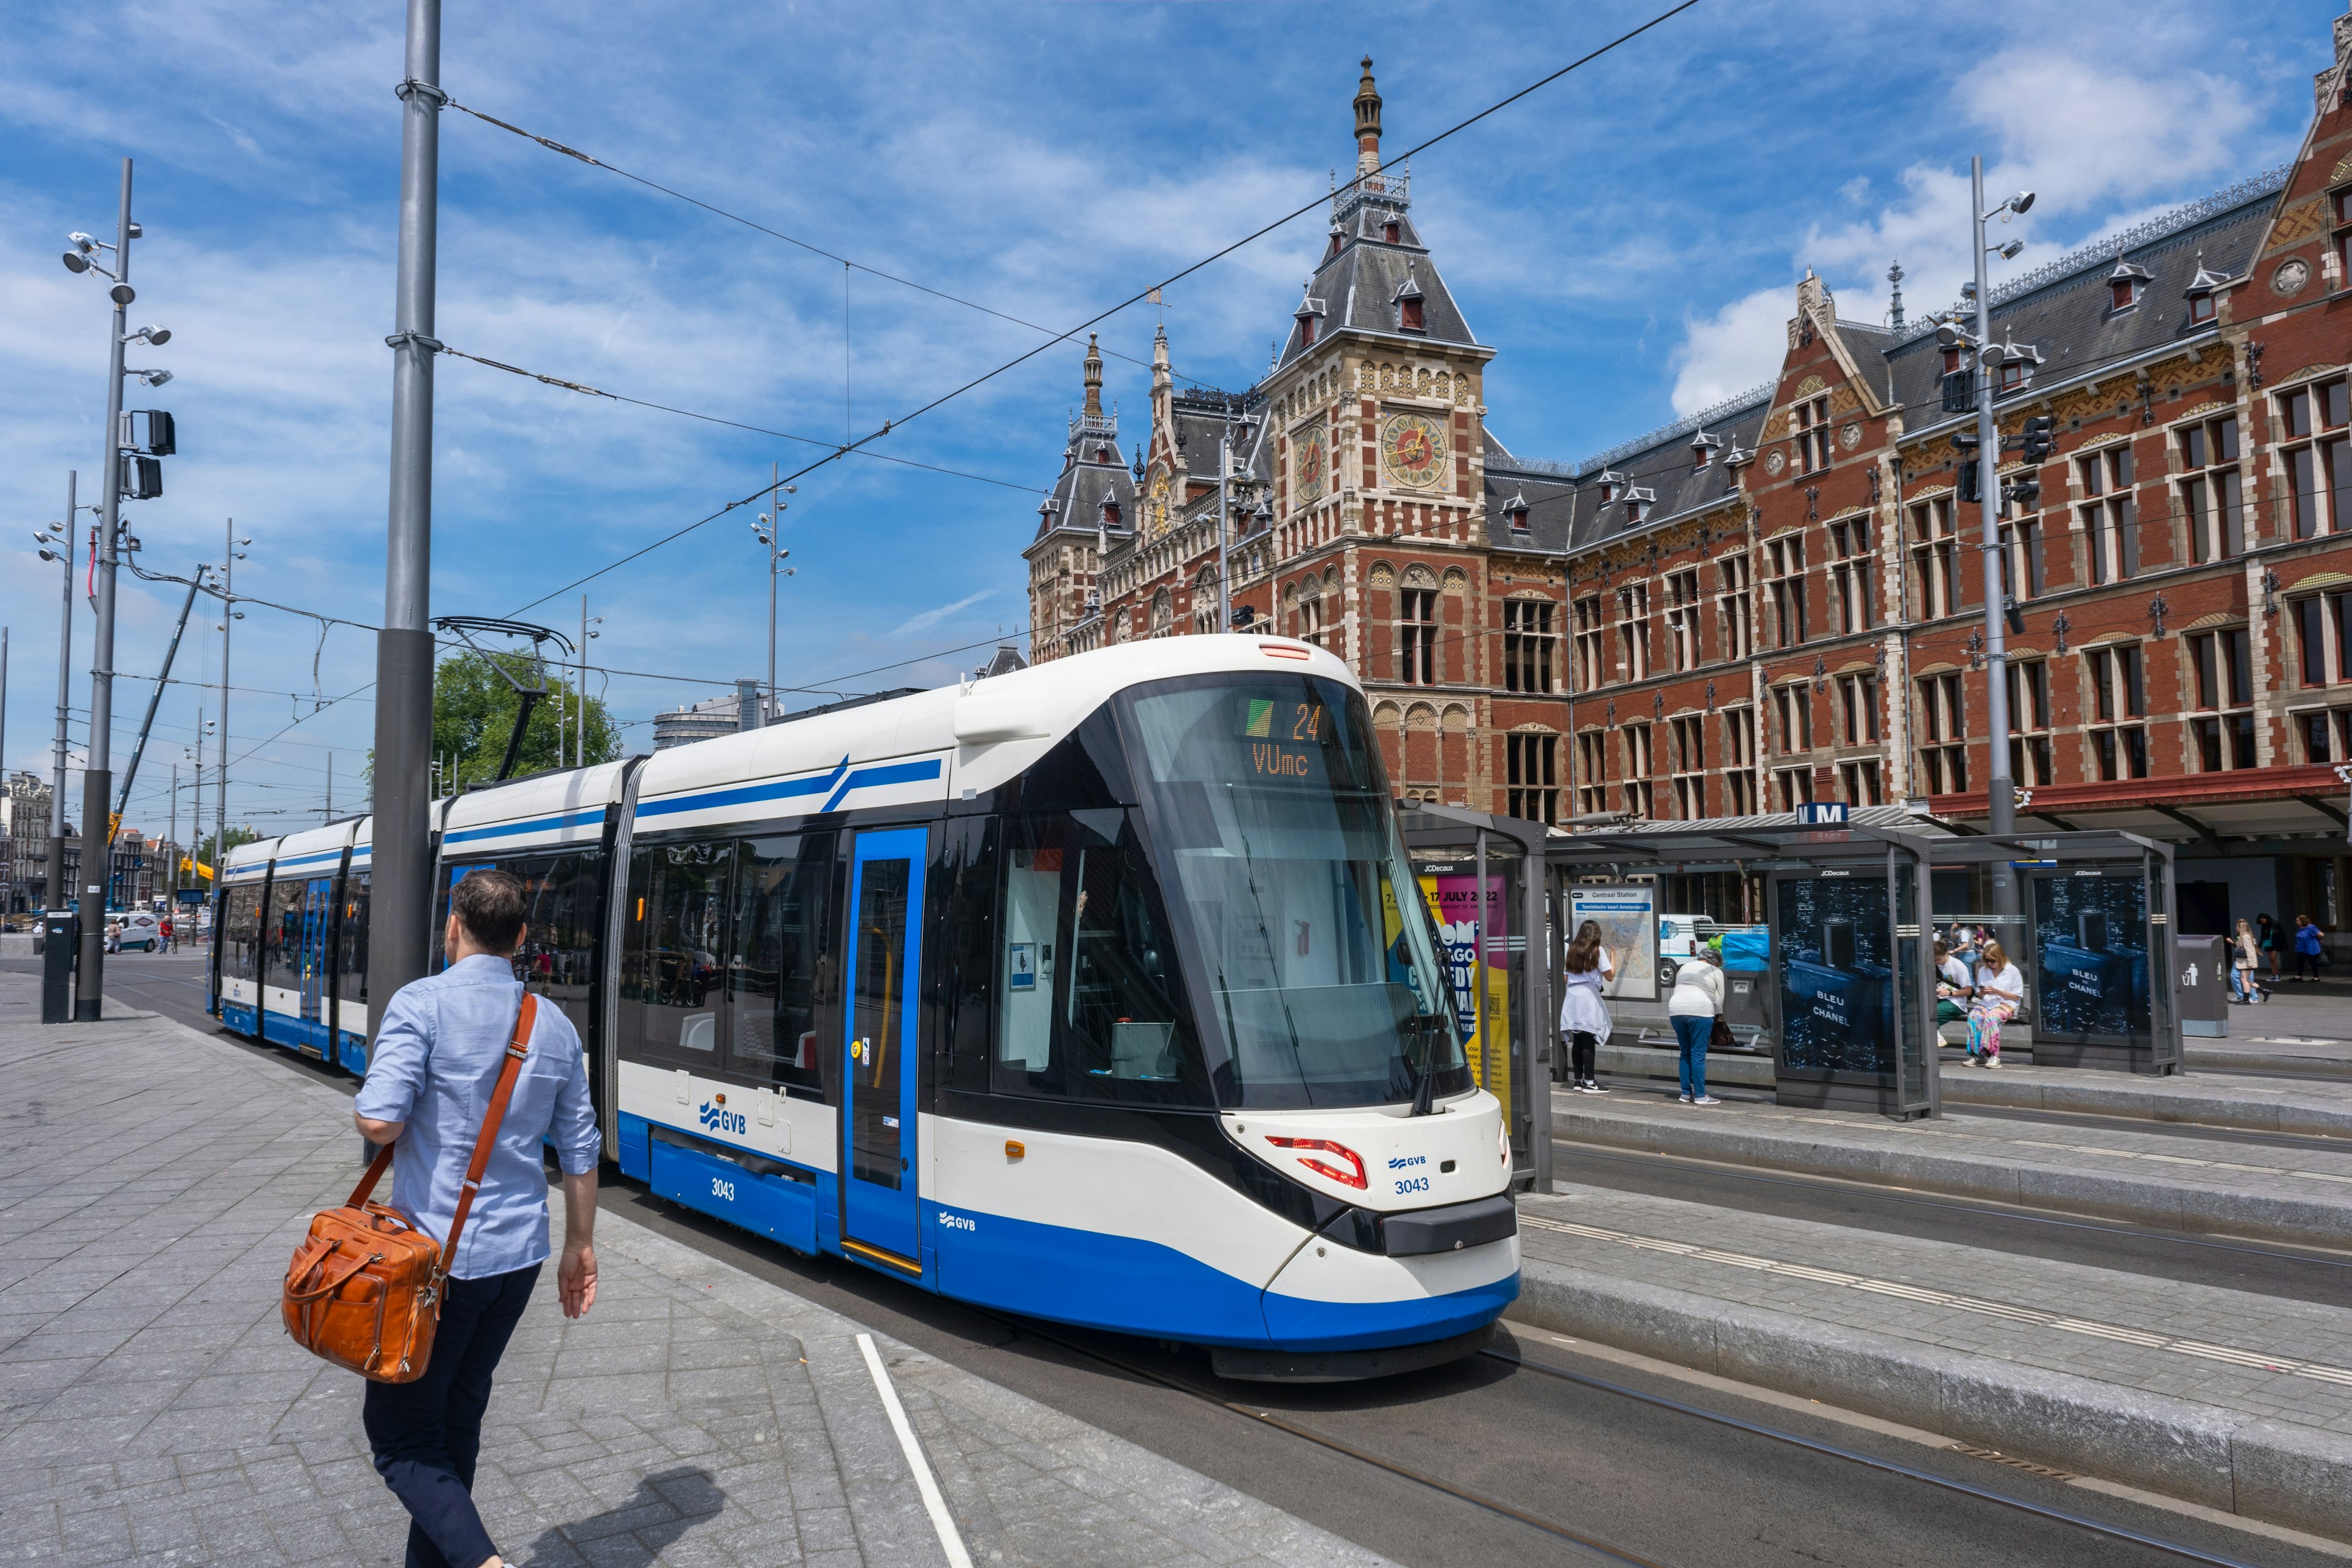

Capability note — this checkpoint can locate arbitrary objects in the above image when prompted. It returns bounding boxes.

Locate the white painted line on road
[856,1333,974,1568]
[1523,1213,2352,1392]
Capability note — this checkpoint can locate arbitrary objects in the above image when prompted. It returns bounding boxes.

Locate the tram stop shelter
[1537,817,2183,1120]
[1397,805,1555,1194]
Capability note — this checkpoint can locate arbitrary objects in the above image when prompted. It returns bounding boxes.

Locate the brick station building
[1022,17,2352,938]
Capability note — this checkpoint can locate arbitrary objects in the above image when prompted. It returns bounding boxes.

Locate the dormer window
[1394,271,1425,333]
[1503,492,1531,533]
[1624,486,1657,526]
[2184,254,2227,326]
[1382,211,1401,244]
[1327,219,1345,259]
[1691,431,1722,470]
[1596,470,1624,506]
[1102,499,1121,529]
[2108,260,2152,312]
[1942,345,1962,374]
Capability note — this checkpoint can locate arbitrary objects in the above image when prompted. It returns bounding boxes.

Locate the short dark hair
[451,868,527,952]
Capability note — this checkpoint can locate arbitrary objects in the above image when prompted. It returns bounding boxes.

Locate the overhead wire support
[494,0,1705,619]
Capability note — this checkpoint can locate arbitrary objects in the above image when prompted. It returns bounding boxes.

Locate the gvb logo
[698,1100,746,1136]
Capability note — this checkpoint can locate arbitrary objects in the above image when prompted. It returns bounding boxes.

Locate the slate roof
[1487,393,1769,555]
[1030,435,1135,547]
[1885,172,2285,435]
[1275,183,1479,371]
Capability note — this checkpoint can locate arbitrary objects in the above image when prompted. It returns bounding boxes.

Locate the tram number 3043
[710,1176,737,1203]
[1395,1176,1430,1196]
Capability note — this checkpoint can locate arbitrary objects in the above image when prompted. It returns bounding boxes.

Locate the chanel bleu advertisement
[2032,872,2150,1045]
[1776,874,1894,1076]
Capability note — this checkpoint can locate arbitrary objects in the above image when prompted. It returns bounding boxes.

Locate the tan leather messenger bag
[282,994,539,1384]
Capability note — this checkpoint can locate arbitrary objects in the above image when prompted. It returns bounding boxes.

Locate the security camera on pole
[59,159,174,1019]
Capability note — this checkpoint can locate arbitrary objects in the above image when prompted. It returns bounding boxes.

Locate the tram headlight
[1264,1136,1367,1190]
[1499,1120,1511,1169]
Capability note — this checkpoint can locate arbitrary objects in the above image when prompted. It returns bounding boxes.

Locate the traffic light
[118,454,162,500]
[120,409,175,456]
[2005,473,2043,511]
[2019,415,2055,464]
[1958,456,1981,504]
[1941,369,1974,413]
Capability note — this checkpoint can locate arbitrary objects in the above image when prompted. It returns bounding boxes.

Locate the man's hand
[558,1245,597,1319]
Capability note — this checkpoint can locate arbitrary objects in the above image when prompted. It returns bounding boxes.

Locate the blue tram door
[840,827,927,1273]
[298,878,331,1036]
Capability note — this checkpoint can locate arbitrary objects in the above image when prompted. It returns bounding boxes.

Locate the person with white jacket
[1667,939,1727,1105]
[1558,921,1614,1093]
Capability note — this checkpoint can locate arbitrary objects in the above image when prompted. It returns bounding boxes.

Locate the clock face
[1382,411,1449,490]
[1294,424,1327,504]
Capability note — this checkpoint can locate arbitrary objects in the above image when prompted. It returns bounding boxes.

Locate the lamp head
[1997,239,2024,260]
[109,283,135,306]
[132,324,170,345]
[2009,190,2035,215]
[61,250,89,274]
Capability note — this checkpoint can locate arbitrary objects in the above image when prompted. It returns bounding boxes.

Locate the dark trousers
[2297,951,2323,979]
[1568,1030,1597,1082]
[363,1264,540,1568]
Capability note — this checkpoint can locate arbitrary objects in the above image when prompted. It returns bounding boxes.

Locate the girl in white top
[1558,921,1614,1093]
[1966,938,2024,1067]
[1667,940,1727,1104]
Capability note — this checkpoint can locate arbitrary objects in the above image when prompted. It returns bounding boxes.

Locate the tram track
[975,1306,2282,1568]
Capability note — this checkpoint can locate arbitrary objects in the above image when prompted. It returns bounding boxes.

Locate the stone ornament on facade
[1379,410,1449,490]
[1841,423,1862,450]
[1765,450,1787,475]
[2274,257,2311,296]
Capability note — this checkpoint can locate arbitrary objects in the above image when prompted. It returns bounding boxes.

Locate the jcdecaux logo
[698,1099,746,1136]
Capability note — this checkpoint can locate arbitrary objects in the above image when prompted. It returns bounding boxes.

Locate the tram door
[298,878,333,1028]
[840,827,927,1272]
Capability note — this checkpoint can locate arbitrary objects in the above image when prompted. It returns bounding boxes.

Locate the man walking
[353,869,601,1568]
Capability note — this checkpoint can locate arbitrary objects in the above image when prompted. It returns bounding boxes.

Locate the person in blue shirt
[353,868,601,1568]
[2293,913,2328,982]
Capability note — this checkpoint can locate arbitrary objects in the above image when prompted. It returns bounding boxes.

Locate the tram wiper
[1403,1017,1438,1117]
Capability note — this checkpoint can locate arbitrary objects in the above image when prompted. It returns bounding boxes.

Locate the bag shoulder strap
[343,993,540,1248]
[442,993,539,1273]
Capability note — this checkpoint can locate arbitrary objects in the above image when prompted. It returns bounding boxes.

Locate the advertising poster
[1569,886,1659,1002]
[1776,875,1895,1076]
[1416,872,1512,1125]
[2032,872,2149,1043]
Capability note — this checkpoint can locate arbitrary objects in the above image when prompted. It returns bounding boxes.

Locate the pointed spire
[1354,56,1382,176]
[1082,332,1103,418]
[1887,259,1905,331]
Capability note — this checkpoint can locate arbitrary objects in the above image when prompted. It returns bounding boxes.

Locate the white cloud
[891,589,993,638]
[1666,286,1789,415]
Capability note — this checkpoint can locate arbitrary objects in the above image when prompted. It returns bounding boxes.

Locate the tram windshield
[1121,672,1471,1109]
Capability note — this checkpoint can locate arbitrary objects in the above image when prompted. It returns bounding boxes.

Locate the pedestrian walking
[2232,918,2267,1004]
[352,868,601,1568]
[1559,919,1613,1093]
[2294,914,2327,982]
[160,914,174,954]
[1967,940,2024,1066]
[2258,914,2283,984]
[1667,935,1725,1104]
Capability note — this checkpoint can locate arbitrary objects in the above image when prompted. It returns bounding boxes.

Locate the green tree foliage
[432,651,622,791]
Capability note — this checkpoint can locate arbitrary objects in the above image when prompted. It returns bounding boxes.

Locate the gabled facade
[1014,20,2352,932]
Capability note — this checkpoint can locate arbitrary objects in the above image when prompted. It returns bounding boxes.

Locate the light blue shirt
[354,954,601,1280]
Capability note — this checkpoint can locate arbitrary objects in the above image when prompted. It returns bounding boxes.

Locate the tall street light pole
[75,159,135,1020]
[45,474,77,915]
[372,0,444,1039]
[218,529,245,889]
[1971,155,2015,845]
[755,472,792,725]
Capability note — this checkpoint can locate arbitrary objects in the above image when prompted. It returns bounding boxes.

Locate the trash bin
[2176,933,2227,1038]
[41,912,75,1026]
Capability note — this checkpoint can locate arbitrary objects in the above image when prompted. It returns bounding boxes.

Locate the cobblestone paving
[0,977,1395,1568]
[1520,1182,2352,1439]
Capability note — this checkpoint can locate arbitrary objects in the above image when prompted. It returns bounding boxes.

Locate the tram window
[221,883,267,981]
[1119,674,1471,1109]
[510,852,604,1049]
[993,812,1210,1107]
[263,878,307,995]
[622,840,733,1066]
[726,832,835,1096]
[337,870,369,1012]
[938,817,1001,1094]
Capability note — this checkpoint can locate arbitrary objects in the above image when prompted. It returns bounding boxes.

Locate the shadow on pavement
[521,1464,725,1566]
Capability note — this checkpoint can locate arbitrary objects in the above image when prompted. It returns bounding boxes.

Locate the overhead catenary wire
[496,1,1704,619]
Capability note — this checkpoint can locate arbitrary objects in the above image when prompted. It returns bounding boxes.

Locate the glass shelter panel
[2030,870,2151,1047]
[1776,875,1897,1076]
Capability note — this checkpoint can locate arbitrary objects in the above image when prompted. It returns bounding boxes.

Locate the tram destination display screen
[1121,672,1469,1110]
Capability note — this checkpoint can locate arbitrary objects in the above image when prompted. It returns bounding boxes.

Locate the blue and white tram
[213,816,375,1074]
[214,637,1518,1373]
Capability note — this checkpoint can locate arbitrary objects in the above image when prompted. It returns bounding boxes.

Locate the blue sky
[1,1,2340,838]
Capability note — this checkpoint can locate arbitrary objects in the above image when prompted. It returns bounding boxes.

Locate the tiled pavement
[0,974,1395,1568]
[1519,1183,2352,1440]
